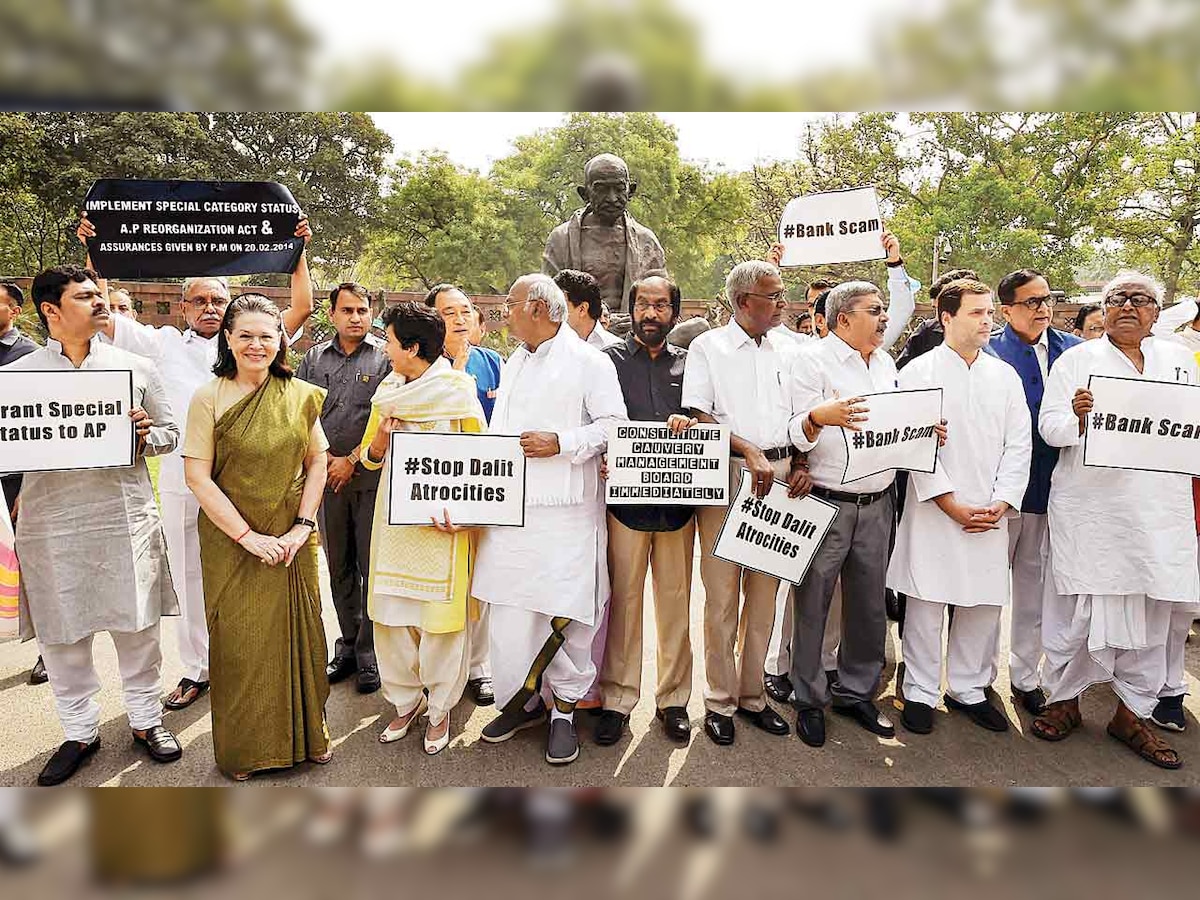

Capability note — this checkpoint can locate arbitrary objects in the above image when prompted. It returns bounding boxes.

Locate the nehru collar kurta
[887,344,1032,607]
[8,337,180,644]
[1040,335,1200,601]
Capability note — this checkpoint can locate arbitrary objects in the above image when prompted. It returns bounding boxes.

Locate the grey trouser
[790,490,894,709]
[318,486,377,668]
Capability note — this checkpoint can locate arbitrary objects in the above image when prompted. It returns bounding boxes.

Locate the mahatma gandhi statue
[542,153,667,313]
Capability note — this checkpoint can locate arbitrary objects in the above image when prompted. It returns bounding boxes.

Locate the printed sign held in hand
[388,432,527,526]
[605,422,730,506]
[777,187,888,267]
[1084,375,1200,477]
[840,388,942,484]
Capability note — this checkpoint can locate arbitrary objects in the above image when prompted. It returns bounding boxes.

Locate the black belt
[811,485,891,507]
[732,446,795,463]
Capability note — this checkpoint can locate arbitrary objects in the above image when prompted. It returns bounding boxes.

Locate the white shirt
[788,332,900,494]
[880,264,917,353]
[585,322,623,351]
[886,344,1032,606]
[1040,335,1199,601]
[682,318,798,451]
[1167,323,1200,354]
[107,315,216,495]
[1034,328,1049,380]
[770,325,814,346]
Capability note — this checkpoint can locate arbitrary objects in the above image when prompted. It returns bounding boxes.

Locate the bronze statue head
[577,153,636,227]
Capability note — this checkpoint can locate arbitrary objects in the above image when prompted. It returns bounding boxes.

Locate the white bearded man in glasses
[1033,271,1200,770]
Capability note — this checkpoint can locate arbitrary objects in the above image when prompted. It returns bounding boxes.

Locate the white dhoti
[1042,592,1174,718]
[467,603,492,681]
[1005,511,1049,692]
[1160,603,1199,698]
[161,490,208,683]
[902,597,1002,707]
[765,579,841,676]
[489,605,598,710]
[38,624,164,743]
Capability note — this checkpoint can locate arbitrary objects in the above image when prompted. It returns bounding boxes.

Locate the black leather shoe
[593,710,628,746]
[703,711,735,745]
[736,706,790,736]
[37,738,100,786]
[763,673,793,704]
[356,664,381,694]
[133,725,182,763]
[28,656,48,686]
[326,656,357,684]
[901,700,934,734]
[467,677,495,706]
[824,669,839,689]
[832,699,896,738]
[656,706,691,742]
[795,708,826,747]
[945,695,1009,732]
[1011,684,1047,716]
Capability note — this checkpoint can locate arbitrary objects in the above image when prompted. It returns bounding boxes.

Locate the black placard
[83,179,304,279]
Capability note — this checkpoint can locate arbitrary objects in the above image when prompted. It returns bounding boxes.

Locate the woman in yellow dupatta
[360,303,486,755]
[183,295,331,781]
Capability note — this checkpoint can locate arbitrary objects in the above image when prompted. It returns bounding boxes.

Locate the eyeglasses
[744,290,788,303]
[1103,292,1157,310]
[188,297,229,311]
[842,304,885,317]
[1003,296,1054,311]
[633,301,673,314]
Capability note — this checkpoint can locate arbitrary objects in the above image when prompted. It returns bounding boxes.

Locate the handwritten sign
[777,187,888,267]
[606,422,729,506]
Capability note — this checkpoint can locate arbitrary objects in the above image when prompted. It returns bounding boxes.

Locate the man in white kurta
[84,215,314,709]
[474,274,627,766]
[1035,272,1199,770]
[887,281,1031,735]
[8,266,182,785]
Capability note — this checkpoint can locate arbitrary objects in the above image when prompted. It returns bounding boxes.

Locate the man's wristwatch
[885,257,905,268]
[347,449,360,466]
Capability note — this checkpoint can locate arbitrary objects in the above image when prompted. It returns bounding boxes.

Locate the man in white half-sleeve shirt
[888,279,1030,736]
[683,260,806,747]
[1033,271,1199,771]
[76,213,315,711]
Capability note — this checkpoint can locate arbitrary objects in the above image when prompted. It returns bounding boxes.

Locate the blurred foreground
[0,787,1198,898]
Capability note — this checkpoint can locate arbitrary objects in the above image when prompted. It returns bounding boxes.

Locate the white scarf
[491,325,588,506]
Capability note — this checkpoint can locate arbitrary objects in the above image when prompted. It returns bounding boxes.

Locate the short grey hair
[181,276,230,299]
[518,273,568,323]
[1101,270,1163,306]
[825,281,883,325]
[725,260,781,309]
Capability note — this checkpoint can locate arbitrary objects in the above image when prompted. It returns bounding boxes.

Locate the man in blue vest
[989,269,1081,715]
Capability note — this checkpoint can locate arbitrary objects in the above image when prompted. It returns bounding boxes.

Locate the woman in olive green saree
[183,295,331,781]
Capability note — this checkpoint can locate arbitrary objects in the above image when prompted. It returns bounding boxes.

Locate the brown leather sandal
[1107,712,1182,770]
[1031,699,1082,742]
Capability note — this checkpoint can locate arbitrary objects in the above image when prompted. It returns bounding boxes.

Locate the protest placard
[387,432,526,526]
[0,370,135,474]
[777,187,888,267]
[1083,374,1200,477]
[82,179,304,278]
[712,470,840,585]
[605,421,729,506]
[840,388,942,484]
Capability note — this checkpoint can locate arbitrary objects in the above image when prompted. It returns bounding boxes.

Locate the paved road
[2,553,1197,787]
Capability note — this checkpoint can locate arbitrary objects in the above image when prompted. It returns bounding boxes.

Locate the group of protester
[2,218,1198,787]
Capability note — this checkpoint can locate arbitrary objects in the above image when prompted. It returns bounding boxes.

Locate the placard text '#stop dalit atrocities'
[387,432,526,527]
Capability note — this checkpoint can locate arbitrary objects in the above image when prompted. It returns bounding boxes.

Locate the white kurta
[1040,336,1200,602]
[887,344,1032,607]
[7,338,180,644]
[472,325,628,625]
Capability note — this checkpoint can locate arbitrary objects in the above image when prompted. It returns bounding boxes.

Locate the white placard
[387,432,526,526]
[777,187,888,267]
[0,369,135,474]
[840,388,943,484]
[1083,375,1200,477]
[712,469,840,585]
[605,421,730,506]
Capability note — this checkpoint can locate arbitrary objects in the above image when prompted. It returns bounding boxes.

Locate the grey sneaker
[481,698,547,743]
[545,717,579,765]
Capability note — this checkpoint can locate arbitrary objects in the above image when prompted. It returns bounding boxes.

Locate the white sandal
[424,715,450,755]
[379,695,428,743]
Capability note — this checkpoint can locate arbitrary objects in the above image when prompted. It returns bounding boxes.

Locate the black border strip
[386,430,528,527]
[0,368,136,475]
[1082,373,1200,477]
[711,468,841,586]
[838,387,943,484]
